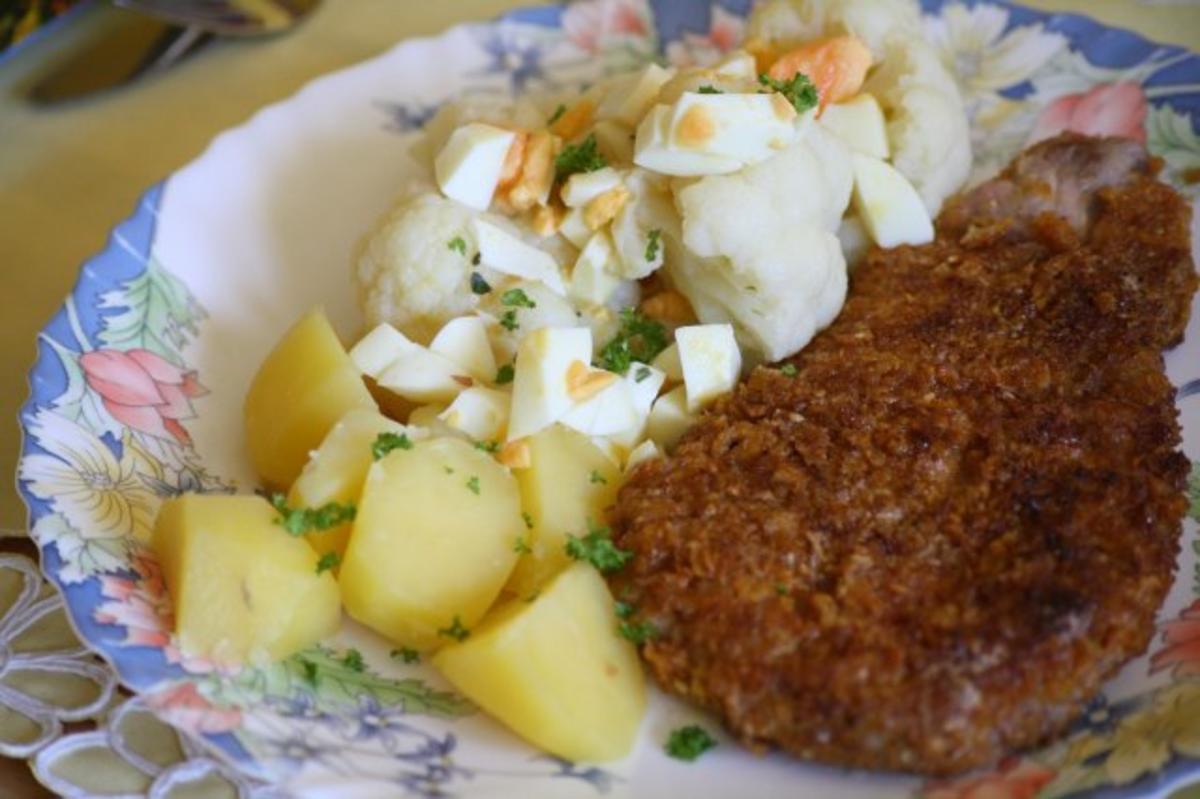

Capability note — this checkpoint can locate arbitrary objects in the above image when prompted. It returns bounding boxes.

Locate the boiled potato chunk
[288,408,416,563]
[244,308,375,490]
[434,563,645,762]
[151,494,341,667]
[340,437,522,649]
[507,425,621,597]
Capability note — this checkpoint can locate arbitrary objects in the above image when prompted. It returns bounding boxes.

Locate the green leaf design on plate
[202,645,473,719]
[97,259,205,365]
[1146,103,1200,195]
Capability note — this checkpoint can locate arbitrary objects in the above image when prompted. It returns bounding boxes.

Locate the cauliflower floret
[863,36,971,214]
[355,192,495,343]
[747,0,970,213]
[668,126,853,361]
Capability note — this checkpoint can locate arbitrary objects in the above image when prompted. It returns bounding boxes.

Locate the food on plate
[340,437,524,650]
[151,494,341,666]
[746,0,972,213]
[244,307,376,490]
[287,408,419,563]
[155,0,998,766]
[355,0,967,364]
[611,134,1198,774]
[433,563,646,762]
[506,425,622,597]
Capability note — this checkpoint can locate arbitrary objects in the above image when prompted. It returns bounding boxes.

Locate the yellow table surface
[0,2,1197,796]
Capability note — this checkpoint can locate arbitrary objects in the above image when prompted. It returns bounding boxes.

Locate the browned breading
[610,135,1198,775]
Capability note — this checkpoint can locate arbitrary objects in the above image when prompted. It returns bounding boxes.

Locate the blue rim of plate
[15,0,1200,793]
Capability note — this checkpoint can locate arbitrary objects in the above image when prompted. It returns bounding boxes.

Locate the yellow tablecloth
[0,1,1197,796]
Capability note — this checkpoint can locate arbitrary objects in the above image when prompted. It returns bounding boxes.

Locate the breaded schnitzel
[610,135,1197,775]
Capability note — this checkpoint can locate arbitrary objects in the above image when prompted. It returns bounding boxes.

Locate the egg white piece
[675,324,742,411]
[851,153,935,248]
[434,123,517,211]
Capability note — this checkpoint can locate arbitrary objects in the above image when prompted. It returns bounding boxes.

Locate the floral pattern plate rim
[15,1,1200,797]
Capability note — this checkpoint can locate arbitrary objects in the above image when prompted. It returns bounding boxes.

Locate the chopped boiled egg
[430,316,497,382]
[560,373,639,437]
[634,104,743,177]
[645,385,696,451]
[669,92,799,161]
[610,363,666,450]
[350,323,472,404]
[375,347,473,405]
[675,323,742,411]
[561,167,624,209]
[713,51,757,81]
[569,232,623,307]
[438,386,511,441]
[851,153,934,249]
[625,439,662,470]
[434,123,518,211]
[349,323,411,379]
[473,218,567,295]
[559,207,593,249]
[507,327,594,441]
[598,63,675,127]
[819,93,889,160]
[651,342,683,383]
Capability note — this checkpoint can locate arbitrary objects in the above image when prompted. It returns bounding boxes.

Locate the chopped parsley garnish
[758,72,819,114]
[619,618,659,644]
[565,522,632,573]
[466,476,481,495]
[635,366,652,383]
[589,469,607,485]
[644,228,662,263]
[514,536,532,555]
[444,466,455,475]
[501,288,537,309]
[439,616,470,642]
[342,648,366,673]
[614,600,634,619]
[775,583,789,596]
[495,363,515,385]
[555,133,607,182]
[500,309,520,332]
[300,658,319,685]
[696,85,723,94]
[391,647,420,664]
[316,552,341,574]
[470,272,492,294]
[522,511,534,530]
[474,440,501,454]
[779,363,798,378]
[665,725,717,761]
[270,494,356,536]
[447,236,467,255]
[596,308,670,375]
[371,431,413,461]
[548,103,567,125]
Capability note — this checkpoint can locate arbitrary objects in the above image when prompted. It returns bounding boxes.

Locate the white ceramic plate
[18,1,1200,796]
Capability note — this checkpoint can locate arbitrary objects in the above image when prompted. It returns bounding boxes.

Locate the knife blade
[29,8,211,105]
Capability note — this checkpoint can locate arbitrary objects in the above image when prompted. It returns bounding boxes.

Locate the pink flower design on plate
[94,551,219,675]
[146,682,242,735]
[1028,81,1147,145]
[79,348,208,446]
[666,6,743,67]
[562,0,650,54]
[924,756,1056,799]
[1150,598,1200,679]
